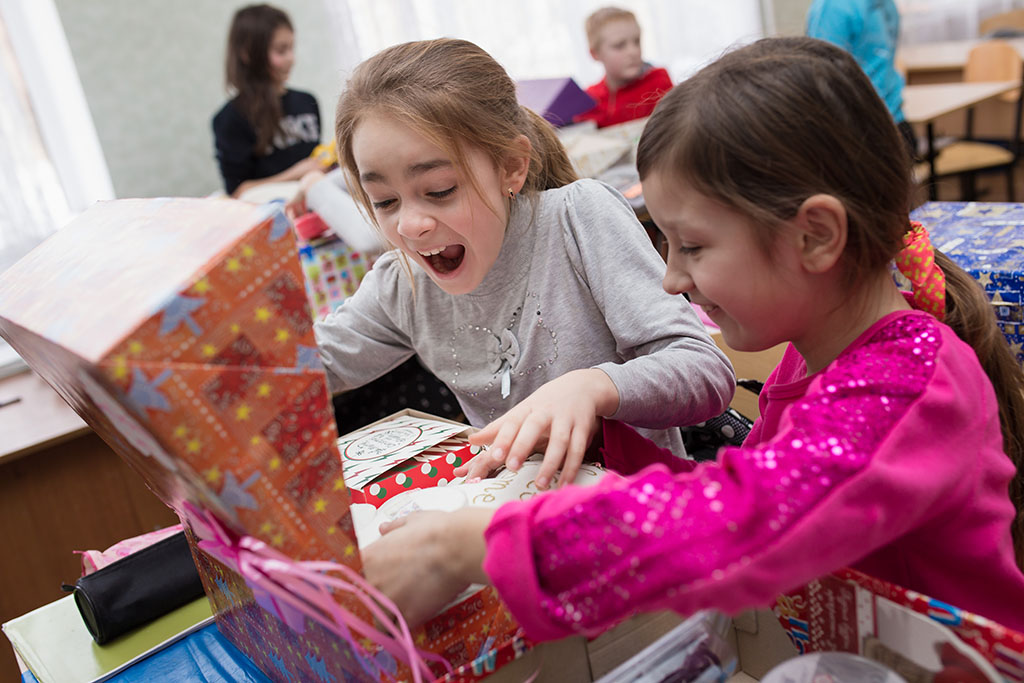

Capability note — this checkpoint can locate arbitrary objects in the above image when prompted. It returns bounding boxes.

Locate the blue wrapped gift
[910,201,1024,366]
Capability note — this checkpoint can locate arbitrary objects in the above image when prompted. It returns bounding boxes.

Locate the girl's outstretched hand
[457,369,619,489]
[361,508,493,627]
[284,168,326,220]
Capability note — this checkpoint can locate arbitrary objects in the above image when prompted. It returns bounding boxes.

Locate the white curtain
[321,0,764,90]
[0,1,112,372]
[897,0,1024,44]
[0,15,69,276]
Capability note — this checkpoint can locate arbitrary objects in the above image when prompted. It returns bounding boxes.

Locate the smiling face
[267,26,295,87]
[643,170,808,353]
[592,18,644,88]
[352,113,520,295]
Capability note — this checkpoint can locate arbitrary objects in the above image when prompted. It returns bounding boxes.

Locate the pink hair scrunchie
[895,221,946,321]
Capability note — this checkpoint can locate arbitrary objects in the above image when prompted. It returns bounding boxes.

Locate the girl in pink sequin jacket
[363,37,1024,639]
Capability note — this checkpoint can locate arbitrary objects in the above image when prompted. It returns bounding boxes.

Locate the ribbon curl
[487,328,520,399]
[895,221,946,321]
[181,502,451,683]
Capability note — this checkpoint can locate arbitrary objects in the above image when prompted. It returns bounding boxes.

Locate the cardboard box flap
[516,77,596,127]
[0,197,360,571]
[0,199,293,364]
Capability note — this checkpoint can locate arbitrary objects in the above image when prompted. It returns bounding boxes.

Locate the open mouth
[418,244,466,276]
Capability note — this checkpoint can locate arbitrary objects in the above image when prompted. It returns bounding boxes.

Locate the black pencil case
[70,530,206,644]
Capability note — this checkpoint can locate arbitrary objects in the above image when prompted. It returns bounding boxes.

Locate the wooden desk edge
[0,369,90,465]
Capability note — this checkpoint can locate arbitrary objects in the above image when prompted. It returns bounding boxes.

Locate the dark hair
[335,38,578,224]
[638,36,1024,567]
[225,4,292,154]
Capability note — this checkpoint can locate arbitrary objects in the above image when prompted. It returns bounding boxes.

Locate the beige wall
[53,1,345,199]
[764,0,812,36]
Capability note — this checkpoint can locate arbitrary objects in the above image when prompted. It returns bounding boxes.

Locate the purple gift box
[516,77,596,127]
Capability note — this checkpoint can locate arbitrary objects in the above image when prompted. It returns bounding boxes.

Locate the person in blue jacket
[807,0,918,160]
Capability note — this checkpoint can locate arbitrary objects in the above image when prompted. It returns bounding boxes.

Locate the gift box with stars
[0,198,531,682]
[910,202,1024,366]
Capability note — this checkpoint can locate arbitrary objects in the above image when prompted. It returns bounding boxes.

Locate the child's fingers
[535,421,571,490]
[461,451,499,480]
[462,442,510,480]
[486,419,523,469]
[558,427,591,488]
[379,516,410,535]
[505,415,547,472]
[468,421,500,446]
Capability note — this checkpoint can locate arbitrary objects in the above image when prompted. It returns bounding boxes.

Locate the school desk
[899,38,1024,144]
[3,588,690,683]
[0,370,178,683]
[902,80,1020,199]
[900,37,1024,84]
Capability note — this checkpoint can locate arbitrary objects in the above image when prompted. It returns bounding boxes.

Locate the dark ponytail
[937,251,1024,567]
[225,4,292,154]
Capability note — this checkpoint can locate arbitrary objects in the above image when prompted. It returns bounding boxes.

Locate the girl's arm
[462,180,735,484]
[213,105,257,196]
[484,316,978,641]
[300,169,385,253]
[313,252,417,394]
[231,156,321,199]
[368,317,992,639]
[562,181,735,429]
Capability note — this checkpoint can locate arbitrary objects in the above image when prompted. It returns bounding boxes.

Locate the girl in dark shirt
[212,4,321,197]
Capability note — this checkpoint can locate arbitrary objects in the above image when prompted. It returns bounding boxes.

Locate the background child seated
[574,6,673,128]
[212,3,321,198]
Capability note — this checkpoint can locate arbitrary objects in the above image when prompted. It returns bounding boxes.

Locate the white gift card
[338,415,469,490]
[353,455,610,548]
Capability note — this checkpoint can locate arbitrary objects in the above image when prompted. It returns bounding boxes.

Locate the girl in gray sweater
[316,38,734,489]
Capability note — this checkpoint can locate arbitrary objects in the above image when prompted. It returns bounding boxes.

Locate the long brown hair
[335,38,578,226]
[638,36,1024,567]
[225,4,292,154]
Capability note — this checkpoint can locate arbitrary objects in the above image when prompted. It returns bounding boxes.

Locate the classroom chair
[913,39,1024,201]
[980,9,1024,38]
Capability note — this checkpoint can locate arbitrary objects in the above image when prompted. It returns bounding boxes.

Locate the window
[322,0,764,86]
[0,0,112,377]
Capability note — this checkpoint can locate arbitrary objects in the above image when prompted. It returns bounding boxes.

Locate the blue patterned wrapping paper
[910,202,1024,366]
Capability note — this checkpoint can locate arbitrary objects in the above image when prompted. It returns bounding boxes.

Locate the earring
[508,188,516,201]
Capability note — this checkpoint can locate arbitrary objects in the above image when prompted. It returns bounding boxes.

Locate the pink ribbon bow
[181,501,451,683]
[895,221,946,320]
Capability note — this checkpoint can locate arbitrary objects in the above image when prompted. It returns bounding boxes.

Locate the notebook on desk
[3,595,213,683]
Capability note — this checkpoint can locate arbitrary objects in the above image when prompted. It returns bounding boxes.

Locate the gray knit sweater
[314,179,735,453]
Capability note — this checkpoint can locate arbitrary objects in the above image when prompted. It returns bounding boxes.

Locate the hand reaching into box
[362,508,495,627]
[455,368,619,489]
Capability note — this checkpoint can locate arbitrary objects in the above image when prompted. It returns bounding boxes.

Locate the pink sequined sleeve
[483,314,966,642]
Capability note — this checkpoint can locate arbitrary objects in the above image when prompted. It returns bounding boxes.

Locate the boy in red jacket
[575,6,673,128]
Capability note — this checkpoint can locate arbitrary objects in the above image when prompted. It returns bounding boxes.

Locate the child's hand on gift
[362,508,494,627]
[456,369,619,490]
[284,169,327,221]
